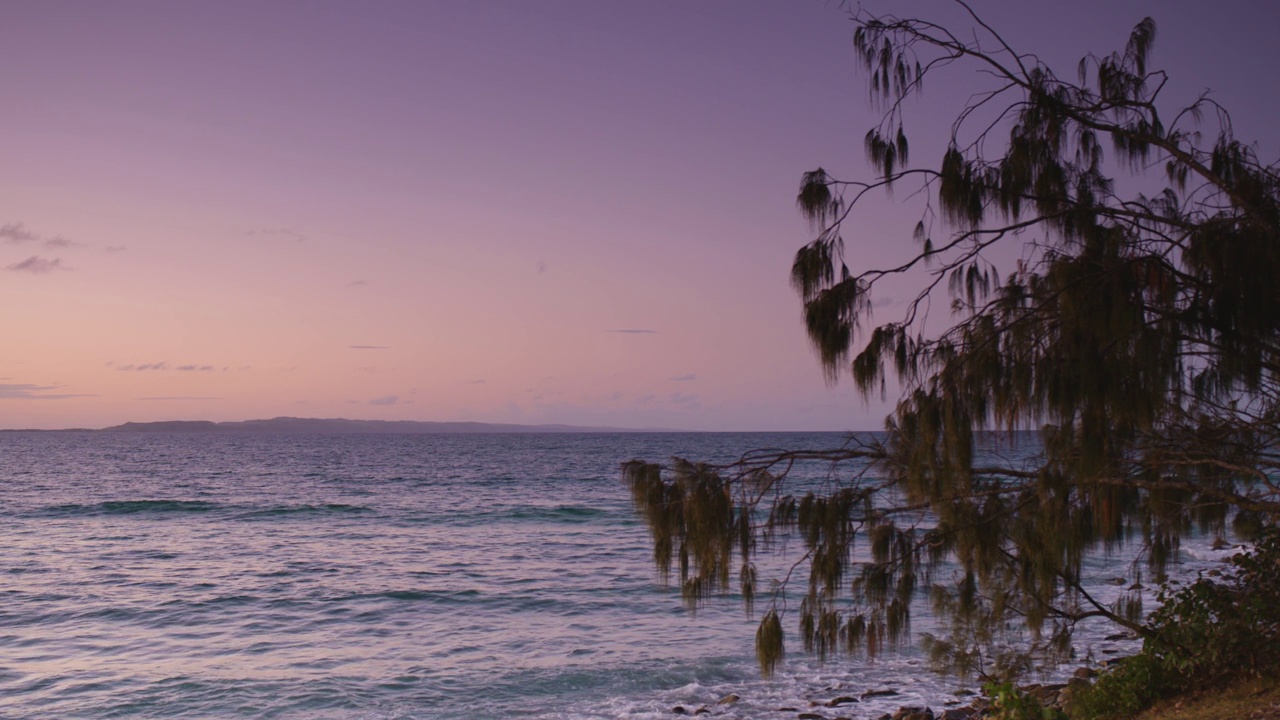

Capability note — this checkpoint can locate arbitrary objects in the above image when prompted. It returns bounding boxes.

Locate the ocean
[0,431,1232,719]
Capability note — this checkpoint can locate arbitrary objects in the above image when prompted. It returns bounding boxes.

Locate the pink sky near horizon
[3,1,1277,431]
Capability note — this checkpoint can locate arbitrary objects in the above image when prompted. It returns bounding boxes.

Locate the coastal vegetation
[623,0,1280,701]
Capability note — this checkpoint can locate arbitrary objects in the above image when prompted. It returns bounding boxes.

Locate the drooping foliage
[625,1,1280,679]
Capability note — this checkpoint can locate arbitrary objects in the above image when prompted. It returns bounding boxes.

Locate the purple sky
[3,0,1277,430]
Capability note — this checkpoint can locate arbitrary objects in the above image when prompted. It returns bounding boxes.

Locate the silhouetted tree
[624,1,1280,678]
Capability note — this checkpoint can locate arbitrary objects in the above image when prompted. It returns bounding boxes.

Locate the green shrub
[1070,531,1280,719]
[1144,531,1280,682]
[1066,654,1167,720]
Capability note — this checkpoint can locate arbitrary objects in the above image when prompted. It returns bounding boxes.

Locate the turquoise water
[0,432,1222,719]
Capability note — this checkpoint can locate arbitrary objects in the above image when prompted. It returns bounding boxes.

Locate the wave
[506,505,607,523]
[37,500,220,517]
[234,504,374,520]
[32,500,376,520]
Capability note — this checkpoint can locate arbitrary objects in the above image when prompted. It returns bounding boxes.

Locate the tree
[624,1,1280,679]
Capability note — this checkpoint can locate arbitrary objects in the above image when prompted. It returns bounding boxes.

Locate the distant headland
[8,417,678,434]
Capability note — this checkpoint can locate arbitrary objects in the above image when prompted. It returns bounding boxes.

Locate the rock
[862,688,901,699]
[891,706,934,720]
[1057,686,1075,709]
[874,715,893,720]
[672,706,688,715]
[826,696,859,707]
[1074,666,1098,680]
[778,708,799,712]
[694,707,710,716]
[716,693,740,705]
[941,709,975,720]
[798,713,827,720]
[1105,577,1127,585]
[954,689,977,697]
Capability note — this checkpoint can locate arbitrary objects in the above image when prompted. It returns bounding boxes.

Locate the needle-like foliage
[625,1,1280,679]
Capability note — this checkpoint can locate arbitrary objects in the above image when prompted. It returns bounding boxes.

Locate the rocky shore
[667,663,1116,720]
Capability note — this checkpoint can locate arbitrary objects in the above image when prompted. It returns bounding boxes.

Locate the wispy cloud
[114,361,221,372]
[670,373,698,382]
[105,245,127,254]
[369,395,399,406]
[7,256,68,274]
[2,223,83,249]
[350,345,389,350]
[137,396,222,401]
[464,379,486,385]
[348,279,368,287]
[607,329,656,334]
[0,223,38,244]
[0,383,95,400]
[116,362,168,371]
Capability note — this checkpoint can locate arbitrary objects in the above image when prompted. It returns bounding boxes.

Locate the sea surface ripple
[0,432,1231,719]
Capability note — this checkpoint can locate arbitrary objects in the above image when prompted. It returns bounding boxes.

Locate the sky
[3,0,1278,431]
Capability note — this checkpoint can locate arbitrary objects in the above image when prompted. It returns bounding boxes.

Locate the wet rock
[941,709,975,720]
[873,715,892,720]
[694,707,710,716]
[778,707,799,712]
[671,706,688,715]
[892,706,934,720]
[1038,684,1067,706]
[1057,686,1076,709]
[798,713,827,720]
[716,693,740,705]
[1104,632,1135,641]
[826,696,859,707]
[1074,666,1098,680]
[862,688,901,699]
[954,689,977,697]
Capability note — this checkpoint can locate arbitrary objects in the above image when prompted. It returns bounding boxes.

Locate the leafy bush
[1067,654,1167,720]
[1070,531,1280,719]
[1144,532,1280,681]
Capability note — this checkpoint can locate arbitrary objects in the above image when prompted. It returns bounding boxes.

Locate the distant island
[94,417,671,434]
